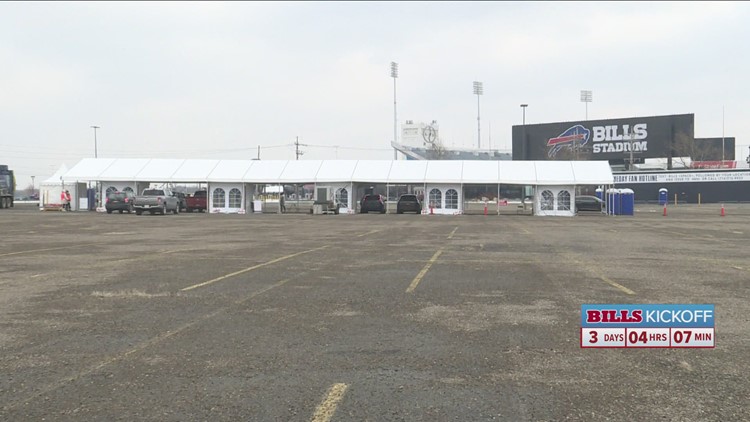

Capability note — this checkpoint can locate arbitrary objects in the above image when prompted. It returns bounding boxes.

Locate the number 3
[589,331,598,343]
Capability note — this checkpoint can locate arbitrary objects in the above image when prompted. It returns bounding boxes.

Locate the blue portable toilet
[595,187,603,200]
[620,188,634,216]
[658,188,668,206]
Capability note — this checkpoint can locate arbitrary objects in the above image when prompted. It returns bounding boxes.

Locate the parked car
[575,195,605,212]
[172,192,187,211]
[105,191,136,214]
[185,190,207,213]
[396,194,421,214]
[360,194,386,214]
[134,188,180,215]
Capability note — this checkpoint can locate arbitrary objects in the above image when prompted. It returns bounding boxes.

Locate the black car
[396,194,421,214]
[105,191,136,214]
[360,194,386,213]
[575,195,605,212]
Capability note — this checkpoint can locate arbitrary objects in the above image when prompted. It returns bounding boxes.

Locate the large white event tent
[61,158,613,217]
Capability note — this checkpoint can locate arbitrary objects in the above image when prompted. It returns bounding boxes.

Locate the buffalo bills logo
[547,125,590,158]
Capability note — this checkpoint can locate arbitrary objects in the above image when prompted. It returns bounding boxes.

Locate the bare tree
[671,132,719,168]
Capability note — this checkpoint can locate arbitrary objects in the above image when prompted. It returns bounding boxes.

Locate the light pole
[722,106,725,164]
[520,104,528,160]
[31,175,35,198]
[473,81,483,149]
[391,62,398,160]
[580,90,592,120]
[91,125,100,158]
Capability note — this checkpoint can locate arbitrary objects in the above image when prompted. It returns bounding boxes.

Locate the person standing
[279,193,286,214]
[64,190,72,211]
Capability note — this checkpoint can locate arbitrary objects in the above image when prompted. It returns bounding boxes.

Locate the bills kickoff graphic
[580,304,715,348]
[547,125,590,158]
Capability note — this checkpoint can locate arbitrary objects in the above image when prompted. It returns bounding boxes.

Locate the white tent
[62,158,614,186]
[61,158,614,216]
[39,164,84,211]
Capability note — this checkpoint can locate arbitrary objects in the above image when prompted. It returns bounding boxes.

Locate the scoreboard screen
[580,304,715,349]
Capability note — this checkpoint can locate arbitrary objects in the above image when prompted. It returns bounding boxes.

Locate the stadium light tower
[473,81,483,149]
[580,90,592,120]
[391,62,399,160]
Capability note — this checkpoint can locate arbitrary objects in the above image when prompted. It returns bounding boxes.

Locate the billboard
[512,114,694,162]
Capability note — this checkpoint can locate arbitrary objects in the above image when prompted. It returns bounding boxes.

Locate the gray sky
[2,1,748,189]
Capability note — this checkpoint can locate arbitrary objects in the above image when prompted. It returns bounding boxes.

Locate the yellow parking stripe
[406,248,443,293]
[311,383,349,422]
[181,245,329,291]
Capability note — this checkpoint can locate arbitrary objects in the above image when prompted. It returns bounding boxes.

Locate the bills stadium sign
[512,114,694,161]
[547,123,649,158]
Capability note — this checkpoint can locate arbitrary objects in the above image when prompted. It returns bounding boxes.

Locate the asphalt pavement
[0,203,748,421]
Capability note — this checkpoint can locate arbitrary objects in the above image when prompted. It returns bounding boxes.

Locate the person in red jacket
[61,190,71,211]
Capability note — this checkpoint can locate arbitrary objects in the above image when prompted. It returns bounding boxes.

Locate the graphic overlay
[581,304,715,348]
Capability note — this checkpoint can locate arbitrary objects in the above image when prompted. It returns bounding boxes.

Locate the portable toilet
[658,188,668,205]
[595,187,603,200]
[621,188,634,216]
[606,189,620,215]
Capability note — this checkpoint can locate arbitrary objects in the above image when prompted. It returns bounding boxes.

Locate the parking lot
[1,203,748,421]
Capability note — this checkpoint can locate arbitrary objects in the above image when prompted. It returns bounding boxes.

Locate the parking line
[6,277,292,412]
[357,229,381,237]
[181,245,329,291]
[406,248,443,293]
[311,383,349,422]
[447,226,458,239]
[599,275,636,295]
[0,243,96,258]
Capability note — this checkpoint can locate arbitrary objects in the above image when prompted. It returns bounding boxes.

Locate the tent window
[106,186,117,195]
[228,188,242,208]
[541,190,554,210]
[213,188,226,207]
[445,189,458,209]
[557,190,571,211]
[122,187,134,193]
[429,188,442,209]
[335,188,348,207]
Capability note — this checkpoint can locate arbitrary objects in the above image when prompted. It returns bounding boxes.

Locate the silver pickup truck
[134,188,180,215]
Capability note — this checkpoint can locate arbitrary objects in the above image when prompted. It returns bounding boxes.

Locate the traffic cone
[721,204,725,217]
[663,204,667,217]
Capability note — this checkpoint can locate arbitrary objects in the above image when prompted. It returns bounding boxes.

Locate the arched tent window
[557,190,571,211]
[213,188,226,208]
[335,188,348,207]
[122,187,134,193]
[228,188,242,208]
[445,189,458,209]
[541,190,554,211]
[429,188,442,209]
[106,186,117,195]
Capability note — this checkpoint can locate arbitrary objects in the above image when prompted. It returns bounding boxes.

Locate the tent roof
[61,158,614,185]
[42,163,70,184]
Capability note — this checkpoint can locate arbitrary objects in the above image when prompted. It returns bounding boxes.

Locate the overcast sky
[2,1,748,189]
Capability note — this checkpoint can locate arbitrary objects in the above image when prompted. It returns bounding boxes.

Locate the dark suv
[360,194,386,214]
[396,194,421,214]
[106,191,136,214]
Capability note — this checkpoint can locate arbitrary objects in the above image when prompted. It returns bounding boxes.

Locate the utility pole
[294,136,306,160]
[31,175,35,198]
[722,106,725,165]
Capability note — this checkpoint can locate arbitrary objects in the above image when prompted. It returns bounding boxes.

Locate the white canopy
[62,158,614,185]
[42,164,69,184]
